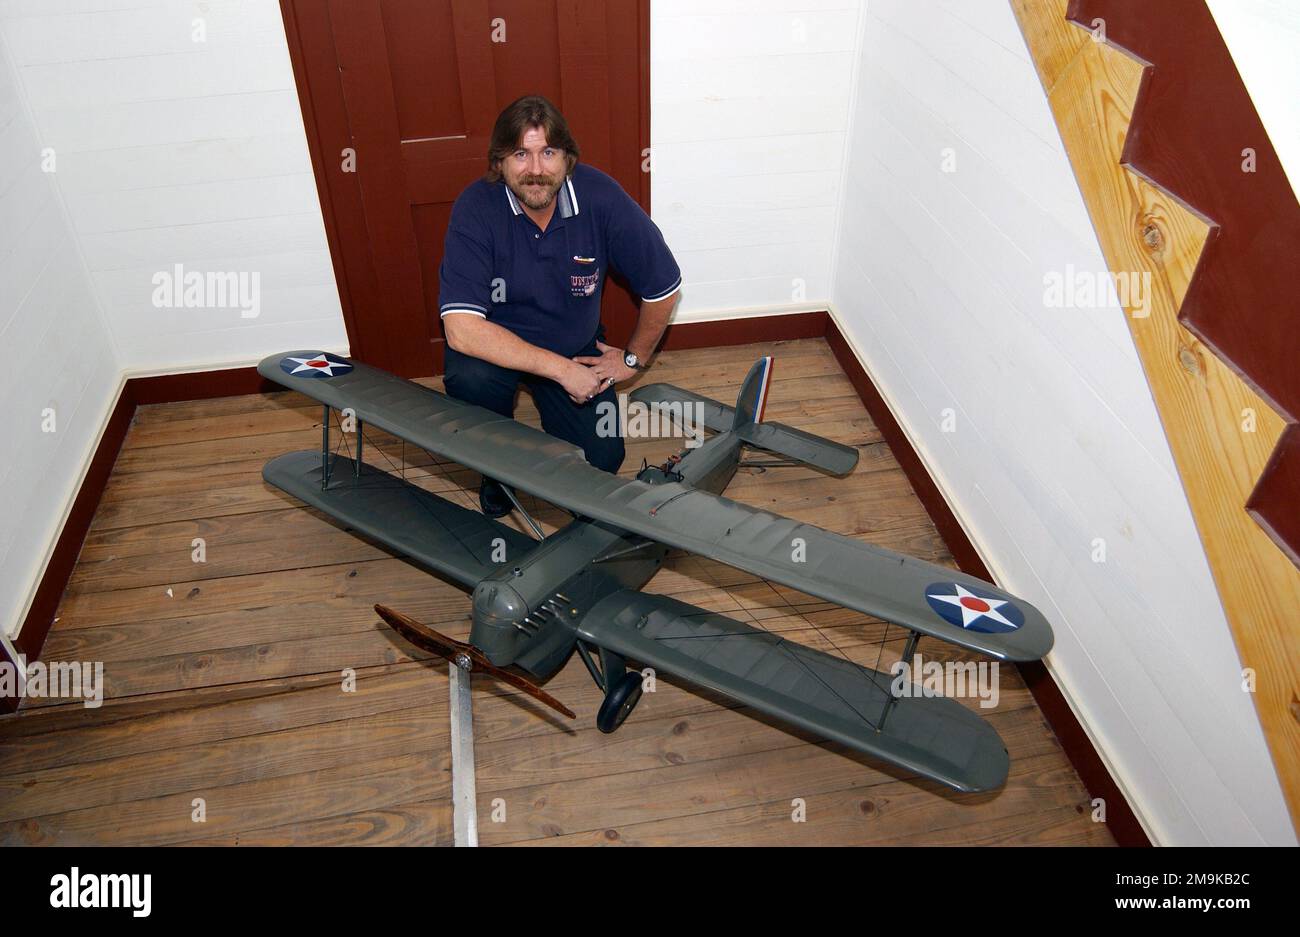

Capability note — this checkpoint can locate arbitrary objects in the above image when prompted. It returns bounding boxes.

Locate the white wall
[0,0,345,374]
[0,23,120,640]
[650,0,860,320]
[829,0,1294,845]
[0,0,343,642]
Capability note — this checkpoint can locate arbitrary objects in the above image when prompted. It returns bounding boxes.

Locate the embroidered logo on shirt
[571,270,601,297]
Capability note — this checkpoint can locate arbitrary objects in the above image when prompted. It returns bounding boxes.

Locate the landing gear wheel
[596,671,643,733]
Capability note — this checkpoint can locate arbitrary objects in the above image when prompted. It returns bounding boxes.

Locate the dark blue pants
[442,324,625,474]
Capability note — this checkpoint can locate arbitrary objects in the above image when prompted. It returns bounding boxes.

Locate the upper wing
[578,589,1009,792]
[259,351,1053,661]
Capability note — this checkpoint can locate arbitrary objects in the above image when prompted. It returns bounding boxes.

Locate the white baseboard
[668,302,828,325]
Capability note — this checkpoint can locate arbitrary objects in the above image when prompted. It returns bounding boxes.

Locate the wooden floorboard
[0,338,1112,845]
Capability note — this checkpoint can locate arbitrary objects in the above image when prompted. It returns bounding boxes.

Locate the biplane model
[257,349,1054,792]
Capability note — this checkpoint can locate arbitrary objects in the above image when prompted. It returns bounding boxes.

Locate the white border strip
[642,276,683,303]
[754,356,773,423]
[666,301,827,325]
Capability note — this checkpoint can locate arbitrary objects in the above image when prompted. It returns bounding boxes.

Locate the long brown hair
[485,95,580,182]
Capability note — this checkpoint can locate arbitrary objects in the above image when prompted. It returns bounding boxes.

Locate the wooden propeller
[374,603,575,719]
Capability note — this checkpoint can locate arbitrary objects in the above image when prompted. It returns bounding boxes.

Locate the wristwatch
[623,350,643,370]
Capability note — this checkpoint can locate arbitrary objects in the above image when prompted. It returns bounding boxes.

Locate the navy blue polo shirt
[437,163,682,357]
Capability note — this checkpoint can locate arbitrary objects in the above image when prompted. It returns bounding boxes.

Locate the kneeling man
[438,95,682,517]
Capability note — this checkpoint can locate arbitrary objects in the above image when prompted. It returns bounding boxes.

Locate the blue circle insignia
[279,351,353,379]
[924,582,1024,634]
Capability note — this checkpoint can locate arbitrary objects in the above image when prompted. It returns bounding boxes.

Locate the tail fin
[732,356,774,430]
[730,355,860,476]
[630,357,859,477]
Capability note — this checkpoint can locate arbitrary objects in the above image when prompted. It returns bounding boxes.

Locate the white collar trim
[503,174,579,218]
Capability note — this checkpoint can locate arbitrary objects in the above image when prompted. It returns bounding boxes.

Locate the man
[438,95,682,517]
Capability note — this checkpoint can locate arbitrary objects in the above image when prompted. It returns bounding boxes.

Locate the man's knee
[534,387,625,473]
[585,434,625,475]
[443,348,518,417]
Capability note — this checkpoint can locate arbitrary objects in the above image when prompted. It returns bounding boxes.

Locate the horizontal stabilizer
[578,590,1010,792]
[736,421,859,476]
[628,383,734,434]
[629,382,860,476]
[263,450,533,589]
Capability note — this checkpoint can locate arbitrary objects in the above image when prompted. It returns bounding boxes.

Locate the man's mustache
[521,175,557,186]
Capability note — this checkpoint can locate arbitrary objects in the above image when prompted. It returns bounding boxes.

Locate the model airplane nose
[473,580,528,623]
[470,579,534,666]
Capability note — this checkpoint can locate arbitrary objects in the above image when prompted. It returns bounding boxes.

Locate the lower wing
[577,589,1010,792]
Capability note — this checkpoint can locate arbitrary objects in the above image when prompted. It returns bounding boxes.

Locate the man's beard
[511,173,562,210]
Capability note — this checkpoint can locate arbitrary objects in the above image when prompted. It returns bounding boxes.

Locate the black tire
[596,671,643,734]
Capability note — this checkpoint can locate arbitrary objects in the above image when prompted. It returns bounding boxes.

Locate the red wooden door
[279,0,651,377]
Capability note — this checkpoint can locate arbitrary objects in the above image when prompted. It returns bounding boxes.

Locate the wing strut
[501,485,544,540]
[877,629,921,730]
[320,403,496,571]
[685,554,895,729]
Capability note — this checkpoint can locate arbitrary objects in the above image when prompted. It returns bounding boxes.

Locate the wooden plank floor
[0,338,1112,846]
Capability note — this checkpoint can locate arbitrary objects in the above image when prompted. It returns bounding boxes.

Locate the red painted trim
[276,1,363,364]
[658,311,829,353]
[130,368,278,405]
[639,0,652,210]
[1247,439,1300,569]
[1069,0,1300,570]
[6,386,136,714]
[0,636,19,716]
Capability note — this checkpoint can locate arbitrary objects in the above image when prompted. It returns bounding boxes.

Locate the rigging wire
[677,511,896,731]
[326,408,491,567]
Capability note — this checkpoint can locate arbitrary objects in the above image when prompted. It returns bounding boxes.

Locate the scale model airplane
[257,349,1054,792]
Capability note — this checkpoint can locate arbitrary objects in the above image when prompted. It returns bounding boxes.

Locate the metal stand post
[449,663,479,847]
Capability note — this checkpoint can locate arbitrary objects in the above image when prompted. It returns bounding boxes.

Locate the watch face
[624,352,638,368]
